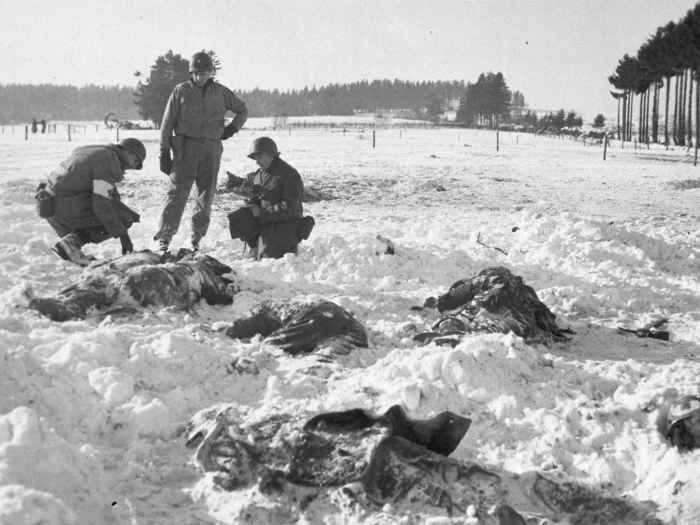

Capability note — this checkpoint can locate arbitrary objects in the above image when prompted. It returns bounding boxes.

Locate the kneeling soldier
[36,138,145,266]
[227,137,306,259]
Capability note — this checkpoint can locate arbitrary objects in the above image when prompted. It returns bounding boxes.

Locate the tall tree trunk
[628,92,634,141]
[673,74,680,145]
[646,88,651,143]
[688,70,694,147]
[680,69,687,147]
[617,97,621,139]
[622,90,627,142]
[665,76,671,146]
[652,81,659,143]
[638,91,644,143]
[643,89,649,143]
[696,72,700,153]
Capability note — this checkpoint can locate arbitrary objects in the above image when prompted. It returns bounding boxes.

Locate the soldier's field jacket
[47,145,138,237]
[160,79,248,149]
[244,157,304,225]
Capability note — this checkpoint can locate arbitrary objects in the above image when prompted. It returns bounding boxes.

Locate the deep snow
[0,122,699,524]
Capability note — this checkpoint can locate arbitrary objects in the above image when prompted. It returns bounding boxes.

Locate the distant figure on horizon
[36,138,146,266]
[40,119,47,133]
[31,118,38,134]
[154,51,248,254]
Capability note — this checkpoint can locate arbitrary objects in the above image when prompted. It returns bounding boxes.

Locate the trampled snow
[0,122,699,524]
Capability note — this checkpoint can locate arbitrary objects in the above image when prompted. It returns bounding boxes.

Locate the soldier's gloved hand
[260,199,273,211]
[120,234,134,255]
[221,124,238,140]
[226,171,244,187]
[250,204,261,218]
[159,149,173,175]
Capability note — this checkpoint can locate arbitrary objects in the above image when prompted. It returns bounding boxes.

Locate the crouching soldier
[36,138,145,266]
[227,137,312,258]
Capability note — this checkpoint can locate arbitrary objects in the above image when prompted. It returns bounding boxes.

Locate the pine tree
[133,50,190,126]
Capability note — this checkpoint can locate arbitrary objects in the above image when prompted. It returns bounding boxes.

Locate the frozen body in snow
[415,266,571,346]
[26,249,237,321]
[225,299,368,355]
[186,405,662,524]
[657,395,700,451]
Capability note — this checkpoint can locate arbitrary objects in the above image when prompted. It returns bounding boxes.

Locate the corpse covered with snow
[186,404,661,524]
[224,299,368,355]
[27,249,238,321]
[657,395,700,452]
[415,266,571,346]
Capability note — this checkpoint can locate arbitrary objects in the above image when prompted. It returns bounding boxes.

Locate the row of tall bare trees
[608,3,700,147]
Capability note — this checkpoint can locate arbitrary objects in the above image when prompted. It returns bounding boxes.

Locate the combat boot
[52,233,93,266]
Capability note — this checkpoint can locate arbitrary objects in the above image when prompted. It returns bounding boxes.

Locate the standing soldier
[226,137,306,258]
[155,51,248,253]
[36,138,146,266]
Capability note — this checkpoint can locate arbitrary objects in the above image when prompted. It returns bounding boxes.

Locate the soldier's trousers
[155,137,223,243]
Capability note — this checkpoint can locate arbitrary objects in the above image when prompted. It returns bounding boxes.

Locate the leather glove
[159,148,173,175]
[120,234,134,255]
[221,123,238,140]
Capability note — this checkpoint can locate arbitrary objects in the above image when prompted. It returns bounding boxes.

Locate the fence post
[25,125,28,141]
[68,125,71,142]
[372,129,376,148]
[603,135,608,161]
[496,130,500,152]
[695,139,698,166]
[116,126,119,142]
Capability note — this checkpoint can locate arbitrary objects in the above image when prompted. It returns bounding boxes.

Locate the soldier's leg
[75,226,111,245]
[191,140,223,244]
[154,139,199,244]
[259,223,299,259]
[46,216,71,238]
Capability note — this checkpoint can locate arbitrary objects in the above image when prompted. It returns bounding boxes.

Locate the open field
[1,124,699,524]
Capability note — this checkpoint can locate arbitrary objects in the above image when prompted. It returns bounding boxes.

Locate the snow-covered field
[1,122,699,524]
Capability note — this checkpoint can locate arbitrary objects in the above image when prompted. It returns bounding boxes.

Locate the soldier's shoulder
[280,159,302,178]
[211,80,231,90]
[172,81,192,93]
[72,144,111,160]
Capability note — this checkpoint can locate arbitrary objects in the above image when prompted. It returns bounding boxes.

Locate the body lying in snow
[225,299,368,355]
[27,249,237,321]
[657,395,700,452]
[186,404,661,524]
[415,266,572,346]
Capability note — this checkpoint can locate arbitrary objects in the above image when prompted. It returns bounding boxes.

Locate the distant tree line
[239,80,466,119]
[609,3,700,146]
[134,51,467,126]
[0,84,138,123]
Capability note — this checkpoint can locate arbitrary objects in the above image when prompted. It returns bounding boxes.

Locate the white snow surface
[1,124,699,524]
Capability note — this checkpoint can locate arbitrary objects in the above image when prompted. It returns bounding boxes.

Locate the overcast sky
[2,0,694,119]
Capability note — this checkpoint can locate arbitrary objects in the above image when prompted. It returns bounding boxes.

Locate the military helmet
[248,137,279,159]
[248,137,280,159]
[190,52,214,73]
[118,138,146,169]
